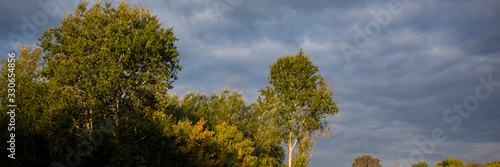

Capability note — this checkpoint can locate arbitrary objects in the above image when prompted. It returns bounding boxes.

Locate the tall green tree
[38,0,181,133]
[435,157,465,167]
[352,155,382,167]
[34,1,181,166]
[258,49,339,167]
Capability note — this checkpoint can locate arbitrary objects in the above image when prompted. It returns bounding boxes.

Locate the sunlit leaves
[352,155,382,167]
[485,161,500,167]
[38,1,181,130]
[435,157,465,167]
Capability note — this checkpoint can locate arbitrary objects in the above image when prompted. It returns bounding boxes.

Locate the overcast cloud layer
[1,0,500,166]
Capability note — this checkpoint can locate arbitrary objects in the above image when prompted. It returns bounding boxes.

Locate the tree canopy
[352,155,382,167]
[0,1,293,166]
[38,0,181,133]
[435,157,465,167]
[3,0,500,166]
[465,161,485,167]
[484,161,500,167]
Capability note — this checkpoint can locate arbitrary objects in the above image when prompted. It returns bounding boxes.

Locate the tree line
[1,1,338,167]
[352,155,500,167]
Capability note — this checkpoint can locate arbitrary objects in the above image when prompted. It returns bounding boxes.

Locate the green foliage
[165,118,216,166]
[485,161,500,167]
[435,157,465,167]
[1,1,337,167]
[32,1,181,165]
[245,99,285,166]
[465,161,484,167]
[258,49,338,167]
[159,117,257,166]
[0,45,52,166]
[180,89,251,128]
[352,155,382,167]
[212,121,256,166]
[168,88,284,166]
[413,161,429,167]
[38,0,181,134]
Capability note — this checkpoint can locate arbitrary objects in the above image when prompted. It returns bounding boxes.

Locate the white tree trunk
[288,143,293,167]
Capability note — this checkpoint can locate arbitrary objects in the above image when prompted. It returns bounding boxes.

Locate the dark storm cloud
[1,0,499,166]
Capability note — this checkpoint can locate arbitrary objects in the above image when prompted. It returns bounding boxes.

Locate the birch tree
[258,49,338,167]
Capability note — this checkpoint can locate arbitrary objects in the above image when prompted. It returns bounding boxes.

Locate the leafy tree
[35,1,182,165]
[38,0,181,133]
[352,155,382,167]
[4,1,183,166]
[159,116,257,166]
[1,1,339,167]
[435,157,465,167]
[169,89,283,166]
[212,121,256,166]
[413,161,429,167]
[183,88,251,129]
[247,102,285,166]
[465,161,484,167]
[484,161,500,167]
[164,118,217,166]
[258,49,339,167]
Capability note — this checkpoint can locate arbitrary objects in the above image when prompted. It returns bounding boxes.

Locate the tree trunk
[288,136,297,167]
[288,142,293,167]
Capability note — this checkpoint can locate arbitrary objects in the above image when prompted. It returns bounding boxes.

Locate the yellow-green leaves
[435,157,465,167]
[485,161,500,167]
[163,118,257,166]
[352,155,383,167]
[414,161,429,167]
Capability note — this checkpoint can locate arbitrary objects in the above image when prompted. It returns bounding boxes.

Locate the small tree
[352,155,382,167]
[465,161,484,167]
[258,49,338,167]
[435,157,465,167]
[413,161,429,167]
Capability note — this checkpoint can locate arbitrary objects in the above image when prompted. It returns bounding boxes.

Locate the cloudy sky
[1,0,500,166]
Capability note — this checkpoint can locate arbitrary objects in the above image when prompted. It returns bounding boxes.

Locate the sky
[1,0,500,166]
